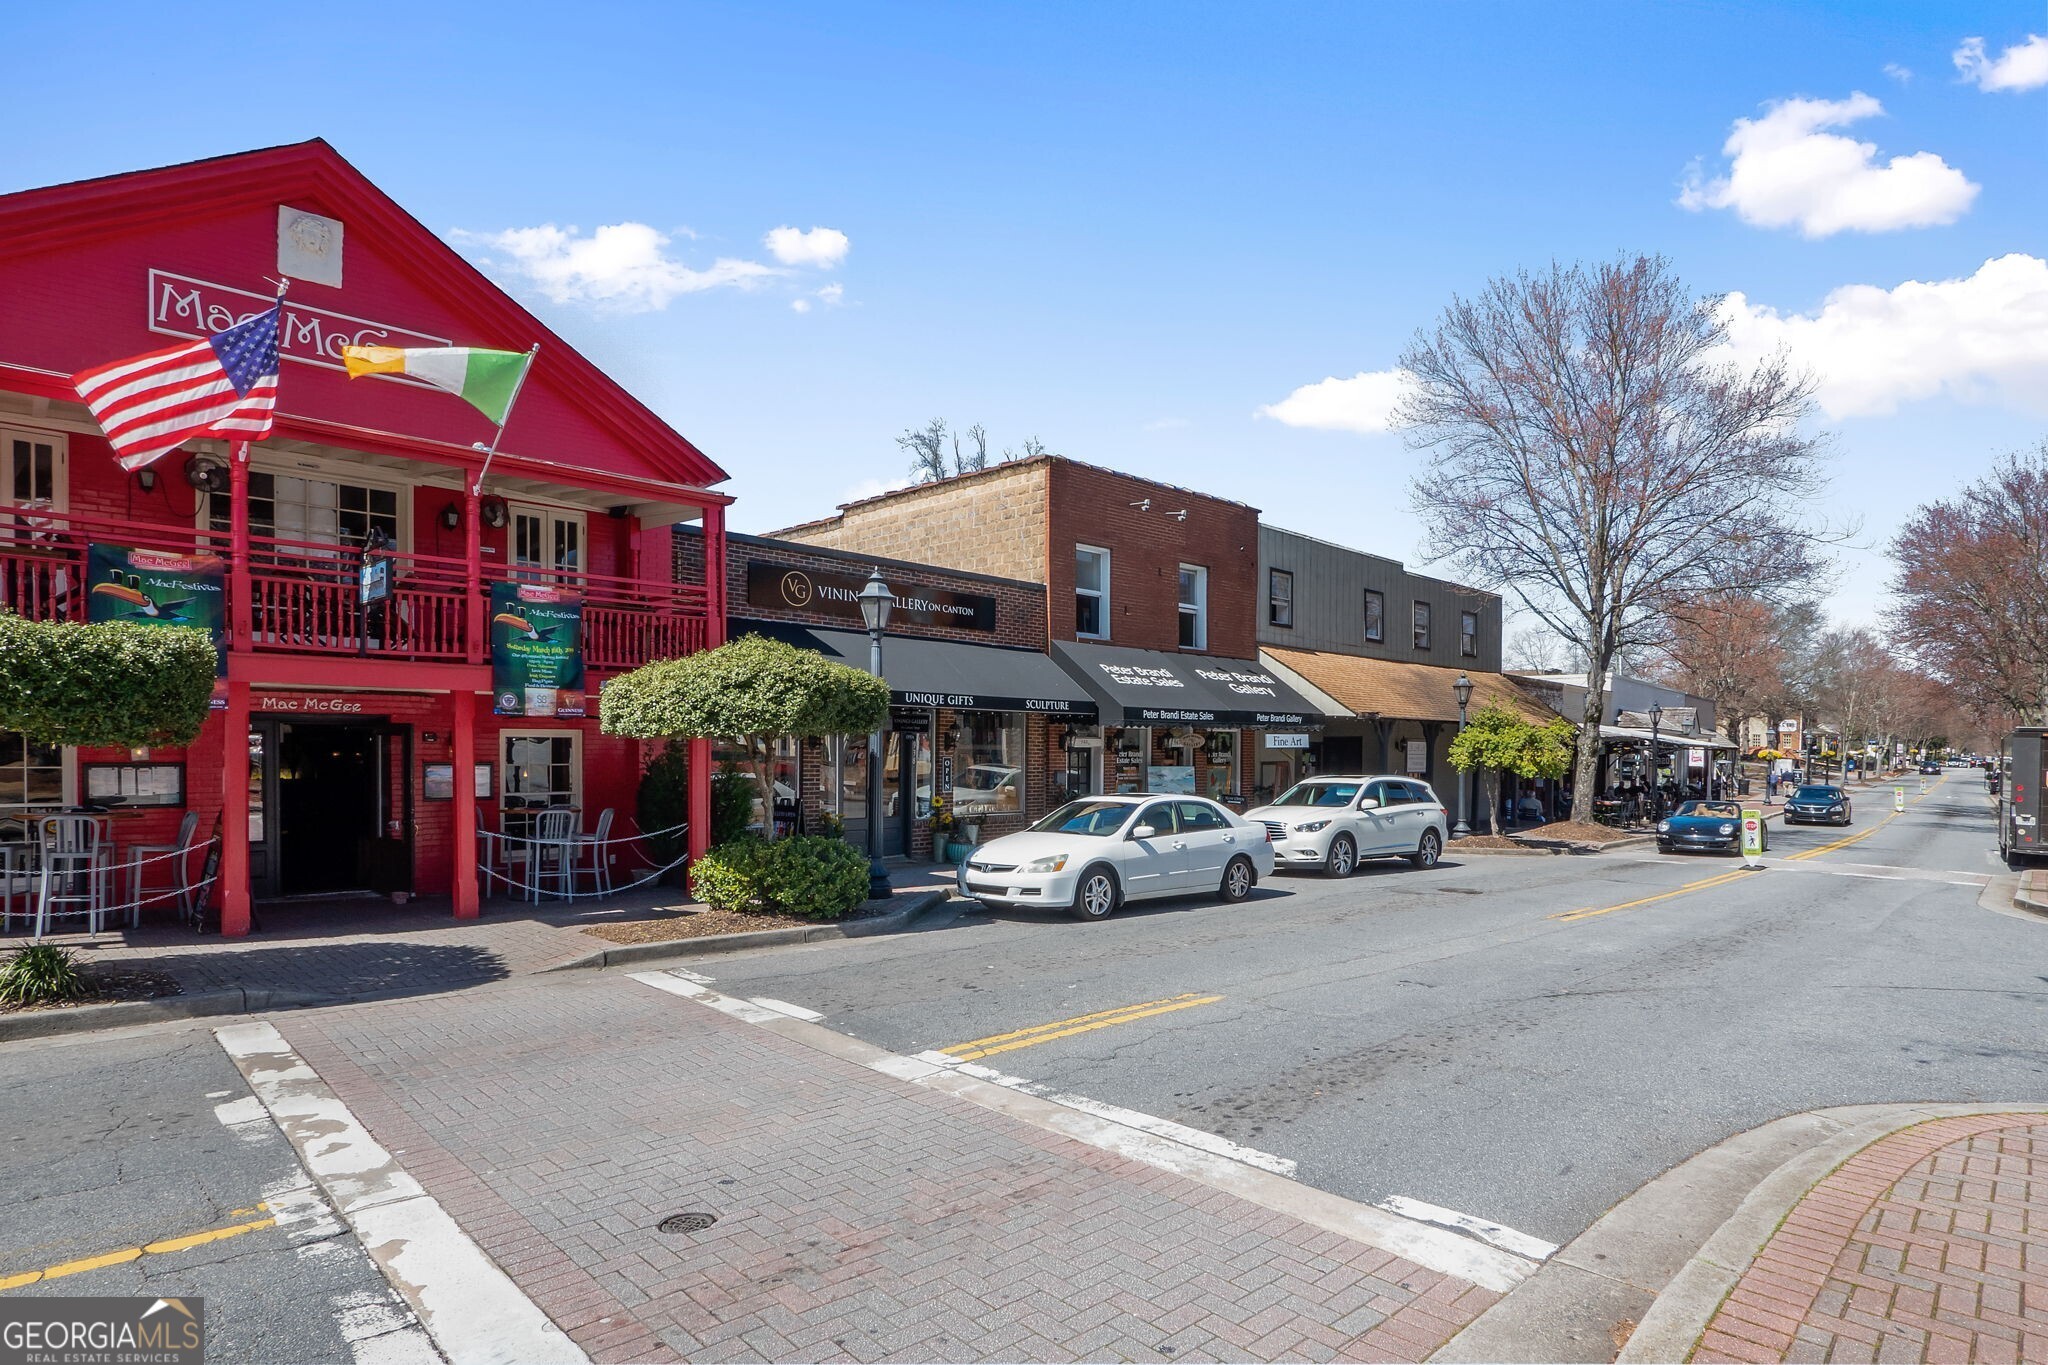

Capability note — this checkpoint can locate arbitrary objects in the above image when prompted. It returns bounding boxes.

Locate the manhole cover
[657,1212,718,1234]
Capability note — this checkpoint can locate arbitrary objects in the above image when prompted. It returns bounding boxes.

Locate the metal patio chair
[527,807,579,902]
[124,808,201,927]
[34,814,111,939]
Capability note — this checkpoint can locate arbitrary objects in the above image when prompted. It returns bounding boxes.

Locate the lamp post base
[1451,821,1471,839]
[868,857,894,901]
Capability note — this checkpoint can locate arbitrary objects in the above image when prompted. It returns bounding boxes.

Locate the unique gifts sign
[490,583,585,717]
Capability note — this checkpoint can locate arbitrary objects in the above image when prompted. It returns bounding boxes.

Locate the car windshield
[1028,800,1135,837]
[1271,782,1360,808]
[1675,801,1740,819]
[1793,786,1840,800]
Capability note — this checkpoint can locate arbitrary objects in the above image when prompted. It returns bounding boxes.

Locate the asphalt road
[0,1024,436,1364]
[689,772,2040,1248]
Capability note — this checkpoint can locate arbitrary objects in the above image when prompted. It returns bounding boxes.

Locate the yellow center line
[1551,868,1756,923]
[0,1210,276,1293]
[942,993,1224,1061]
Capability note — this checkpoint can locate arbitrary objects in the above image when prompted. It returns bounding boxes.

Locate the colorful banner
[490,582,585,717]
[86,544,227,701]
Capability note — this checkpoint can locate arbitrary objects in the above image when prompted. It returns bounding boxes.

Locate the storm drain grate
[657,1212,719,1234]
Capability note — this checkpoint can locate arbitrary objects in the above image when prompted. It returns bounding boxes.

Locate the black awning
[1049,641,1320,727]
[733,619,1097,718]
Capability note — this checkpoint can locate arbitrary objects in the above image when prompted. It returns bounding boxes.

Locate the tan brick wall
[772,460,1049,589]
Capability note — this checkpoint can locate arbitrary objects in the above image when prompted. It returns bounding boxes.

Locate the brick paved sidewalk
[277,974,1499,1363]
[1694,1114,2048,1364]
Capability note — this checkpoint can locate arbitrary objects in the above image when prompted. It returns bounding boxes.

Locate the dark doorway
[277,723,380,895]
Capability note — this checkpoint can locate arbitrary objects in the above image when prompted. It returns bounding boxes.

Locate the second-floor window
[210,472,399,554]
[1178,564,1208,650]
[1364,589,1384,643]
[4,428,62,512]
[1412,600,1431,650]
[1075,545,1109,638]
[1461,610,1479,657]
[513,507,584,580]
[1268,569,1293,628]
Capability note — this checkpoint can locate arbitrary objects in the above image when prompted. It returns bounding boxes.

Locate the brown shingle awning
[1261,648,1563,725]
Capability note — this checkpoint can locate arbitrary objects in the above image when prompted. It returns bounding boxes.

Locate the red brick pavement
[278,975,1501,1363]
[1694,1114,2048,1364]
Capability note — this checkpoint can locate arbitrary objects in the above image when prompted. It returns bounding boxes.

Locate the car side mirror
[1356,798,1379,810]
[1131,824,1157,840]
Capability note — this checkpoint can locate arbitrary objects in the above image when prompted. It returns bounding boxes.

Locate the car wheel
[1409,829,1442,869]
[1219,856,1255,903]
[1069,866,1119,922]
[1326,834,1357,878]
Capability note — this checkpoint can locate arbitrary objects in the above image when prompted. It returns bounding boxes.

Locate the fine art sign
[746,561,997,633]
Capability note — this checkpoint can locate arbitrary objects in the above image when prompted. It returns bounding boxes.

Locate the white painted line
[748,997,826,1022]
[666,967,714,983]
[212,1095,268,1127]
[1377,1194,1559,1261]
[628,972,1535,1293]
[215,1021,588,1365]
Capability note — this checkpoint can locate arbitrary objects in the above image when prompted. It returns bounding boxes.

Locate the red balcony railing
[0,502,712,673]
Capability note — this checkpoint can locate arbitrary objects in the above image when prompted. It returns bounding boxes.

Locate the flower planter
[944,841,974,865]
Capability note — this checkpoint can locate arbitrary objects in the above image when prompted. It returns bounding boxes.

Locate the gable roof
[0,139,727,492]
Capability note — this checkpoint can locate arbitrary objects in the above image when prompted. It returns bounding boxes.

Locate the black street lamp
[858,569,896,901]
[1451,672,1473,839]
[1648,702,1665,822]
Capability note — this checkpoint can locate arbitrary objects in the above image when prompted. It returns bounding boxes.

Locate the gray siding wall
[1256,525,1503,670]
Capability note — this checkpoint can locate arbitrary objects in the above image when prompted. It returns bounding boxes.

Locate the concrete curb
[2017,867,2048,915]
[0,891,954,1045]
[1433,1102,2048,1364]
[541,888,952,970]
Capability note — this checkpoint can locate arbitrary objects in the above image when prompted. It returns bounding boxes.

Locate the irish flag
[341,345,532,425]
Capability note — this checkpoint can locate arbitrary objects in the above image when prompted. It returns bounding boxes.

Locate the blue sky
[12,2,2045,636]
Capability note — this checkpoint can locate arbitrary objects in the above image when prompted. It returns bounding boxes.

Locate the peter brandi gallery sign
[490,583,585,718]
[746,562,997,632]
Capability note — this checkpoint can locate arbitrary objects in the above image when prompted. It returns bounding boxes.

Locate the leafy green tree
[0,613,216,748]
[1447,703,1577,835]
[601,634,889,840]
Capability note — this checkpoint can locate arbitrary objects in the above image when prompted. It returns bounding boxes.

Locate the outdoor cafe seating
[1,808,210,940]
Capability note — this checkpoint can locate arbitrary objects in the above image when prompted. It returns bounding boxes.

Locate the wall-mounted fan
[183,454,228,494]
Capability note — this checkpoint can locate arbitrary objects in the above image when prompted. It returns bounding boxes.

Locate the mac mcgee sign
[745,562,997,633]
[148,270,451,373]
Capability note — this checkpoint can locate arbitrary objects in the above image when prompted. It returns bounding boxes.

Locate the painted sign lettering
[148,270,452,376]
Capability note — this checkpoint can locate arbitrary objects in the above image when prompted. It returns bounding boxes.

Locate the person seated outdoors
[1516,792,1544,825]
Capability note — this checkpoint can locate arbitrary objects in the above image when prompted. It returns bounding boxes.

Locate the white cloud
[765,226,850,268]
[790,298,812,314]
[1255,369,1412,434]
[1882,62,1912,83]
[454,223,782,311]
[1954,33,2048,91]
[1717,254,2048,418]
[815,282,845,306]
[1677,93,1978,236]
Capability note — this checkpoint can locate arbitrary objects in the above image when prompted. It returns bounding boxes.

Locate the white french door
[512,506,584,582]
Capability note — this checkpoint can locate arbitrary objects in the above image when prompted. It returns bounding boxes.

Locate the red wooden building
[0,141,729,933]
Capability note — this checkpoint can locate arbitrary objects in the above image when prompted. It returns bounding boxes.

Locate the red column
[451,688,479,918]
[687,735,712,871]
[704,502,727,647]
[228,443,252,648]
[219,681,251,936]
[463,488,484,664]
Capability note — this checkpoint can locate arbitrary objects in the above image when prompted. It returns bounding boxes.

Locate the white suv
[1242,776,1449,875]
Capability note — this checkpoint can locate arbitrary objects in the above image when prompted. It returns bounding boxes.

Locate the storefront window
[829,735,867,825]
[954,712,1025,816]
[211,471,399,553]
[1202,730,1236,803]
[0,730,64,810]
[714,738,800,835]
[502,732,580,841]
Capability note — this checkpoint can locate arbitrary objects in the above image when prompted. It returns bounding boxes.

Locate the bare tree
[1889,445,2048,727]
[898,418,951,483]
[1505,626,1565,672]
[960,424,990,474]
[1402,255,1831,823]
[1652,592,1799,745]
[1003,435,1052,460]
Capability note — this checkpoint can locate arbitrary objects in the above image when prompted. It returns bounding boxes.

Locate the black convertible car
[1657,800,1765,854]
[1783,784,1853,825]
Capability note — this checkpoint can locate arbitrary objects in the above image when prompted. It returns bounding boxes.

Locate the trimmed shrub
[0,612,217,747]
[711,761,757,847]
[759,837,871,921]
[687,835,871,921]
[636,742,692,868]
[0,943,89,1007]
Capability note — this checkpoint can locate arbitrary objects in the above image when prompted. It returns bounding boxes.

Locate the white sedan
[957,794,1276,921]
[1242,775,1449,875]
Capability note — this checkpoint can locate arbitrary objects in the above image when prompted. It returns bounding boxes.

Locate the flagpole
[470,343,540,497]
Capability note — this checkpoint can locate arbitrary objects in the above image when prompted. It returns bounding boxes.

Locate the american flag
[73,304,281,471]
